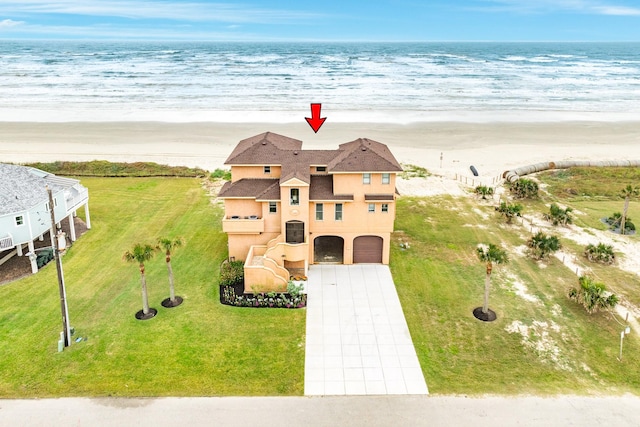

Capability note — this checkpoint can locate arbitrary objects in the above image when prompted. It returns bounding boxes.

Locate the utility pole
[47,186,71,347]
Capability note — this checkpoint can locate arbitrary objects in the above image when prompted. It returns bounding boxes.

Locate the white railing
[0,234,14,251]
[66,187,89,213]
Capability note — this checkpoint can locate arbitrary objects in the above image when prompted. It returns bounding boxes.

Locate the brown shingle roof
[365,194,395,201]
[329,138,403,173]
[218,179,280,200]
[309,175,354,201]
[278,150,337,185]
[225,132,303,165]
[222,133,402,199]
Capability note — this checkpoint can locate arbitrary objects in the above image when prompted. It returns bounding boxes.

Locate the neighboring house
[0,163,91,273]
[218,132,402,292]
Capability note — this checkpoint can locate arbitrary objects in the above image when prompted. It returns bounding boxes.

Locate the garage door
[353,236,383,263]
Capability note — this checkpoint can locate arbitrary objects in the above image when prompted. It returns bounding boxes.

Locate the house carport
[313,236,344,263]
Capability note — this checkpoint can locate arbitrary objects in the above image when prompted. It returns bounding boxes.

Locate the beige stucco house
[218,132,402,292]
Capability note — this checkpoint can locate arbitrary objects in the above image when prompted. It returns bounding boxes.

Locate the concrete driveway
[304,264,428,395]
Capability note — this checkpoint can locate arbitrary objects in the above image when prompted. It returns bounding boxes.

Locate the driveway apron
[304,264,428,395]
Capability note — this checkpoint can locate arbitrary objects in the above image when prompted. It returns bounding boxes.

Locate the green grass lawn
[0,177,305,397]
[2,167,639,398]
[392,194,640,395]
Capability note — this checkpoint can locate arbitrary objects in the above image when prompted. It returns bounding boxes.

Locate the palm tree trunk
[483,272,491,314]
[140,271,150,315]
[167,261,175,302]
[621,197,630,235]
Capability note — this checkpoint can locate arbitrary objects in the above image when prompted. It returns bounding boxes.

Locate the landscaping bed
[220,285,307,308]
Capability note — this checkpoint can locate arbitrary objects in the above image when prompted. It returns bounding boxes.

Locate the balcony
[222,216,264,234]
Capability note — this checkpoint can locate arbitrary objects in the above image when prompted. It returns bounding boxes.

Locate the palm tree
[526,232,561,260]
[496,201,523,224]
[123,243,157,320]
[157,237,184,308]
[568,275,618,314]
[475,185,494,200]
[584,242,615,264]
[475,243,508,321]
[509,178,539,199]
[620,185,639,235]
[543,203,573,226]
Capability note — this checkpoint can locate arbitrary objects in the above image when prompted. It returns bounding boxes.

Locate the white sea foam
[0,41,639,123]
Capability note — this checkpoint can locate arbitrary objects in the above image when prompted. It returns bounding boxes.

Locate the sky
[0,0,639,41]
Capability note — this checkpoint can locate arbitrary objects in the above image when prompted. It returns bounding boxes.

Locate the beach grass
[392,193,640,395]
[23,160,207,177]
[539,167,640,200]
[0,177,305,397]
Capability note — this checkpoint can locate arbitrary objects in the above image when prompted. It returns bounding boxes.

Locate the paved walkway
[304,264,428,395]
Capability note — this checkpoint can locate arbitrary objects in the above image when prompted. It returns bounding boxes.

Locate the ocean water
[0,41,639,122]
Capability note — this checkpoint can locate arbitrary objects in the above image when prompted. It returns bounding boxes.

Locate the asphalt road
[1,395,639,427]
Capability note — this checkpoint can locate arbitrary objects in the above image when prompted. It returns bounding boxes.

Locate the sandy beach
[1,121,640,183]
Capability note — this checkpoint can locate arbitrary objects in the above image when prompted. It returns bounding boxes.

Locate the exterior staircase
[243,235,309,293]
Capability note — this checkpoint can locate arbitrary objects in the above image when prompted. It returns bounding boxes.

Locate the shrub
[400,164,430,179]
[210,168,232,181]
[287,281,304,298]
[495,201,523,224]
[543,203,573,226]
[509,178,539,199]
[526,232,561,260]
[24,160,206,177]
[475,185,494,200]
[584,243,615,264]
[568,276,618,314]
[219,260,244,287]
[220,285,307,309]
[605,212,636,233]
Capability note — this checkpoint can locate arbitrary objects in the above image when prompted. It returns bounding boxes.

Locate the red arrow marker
[305,103,327,133]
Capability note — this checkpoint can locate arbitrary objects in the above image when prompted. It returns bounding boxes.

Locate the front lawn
[392,194,640,395]
[0,177,305,397]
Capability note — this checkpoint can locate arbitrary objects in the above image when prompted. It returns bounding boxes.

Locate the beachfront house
[0,163,91,274]
[218,132,402,292]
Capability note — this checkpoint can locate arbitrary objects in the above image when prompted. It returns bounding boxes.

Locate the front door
[286,220,305,244]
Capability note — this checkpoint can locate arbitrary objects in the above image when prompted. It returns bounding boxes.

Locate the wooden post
[47,186,71,348]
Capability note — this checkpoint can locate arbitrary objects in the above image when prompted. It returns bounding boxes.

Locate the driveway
[304,264,428,395]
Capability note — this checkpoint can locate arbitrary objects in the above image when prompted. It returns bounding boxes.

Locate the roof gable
[225,132,303,165]
[280,177,308,187]
[329,138,403,173]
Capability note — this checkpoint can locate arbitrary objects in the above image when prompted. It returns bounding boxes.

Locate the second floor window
[264,166,271,174]
[363,173,371,184]
[382,173,390,184]
[269,202,277,213]
[316,203,323,220]
[368,203,375,213]
[290,188,299,205]
[382,203,389,213]
[335,203,343,221]
[15,215,24,226]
